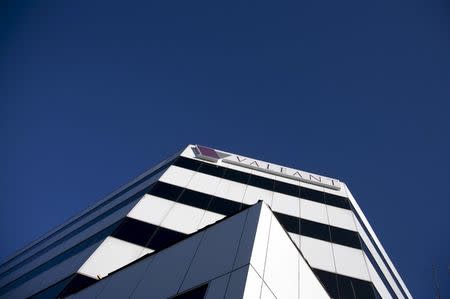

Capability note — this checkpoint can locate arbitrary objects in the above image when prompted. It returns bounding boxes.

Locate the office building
[0,145,412,298]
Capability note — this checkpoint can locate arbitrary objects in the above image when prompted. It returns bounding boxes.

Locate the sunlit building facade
[0,145,412,298]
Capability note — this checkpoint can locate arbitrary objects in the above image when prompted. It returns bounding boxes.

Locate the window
[147,227,187,251]
[173,157,202,171]
[177,189,212,210]
[171,284,208,299]
[330,226,361,249]
[223,168,250,184]
[111,218,158,247]
[207,196,242,216]
[198,163,225,177]
[148,182,183,201]
[249,175,274,190]
[300,188,325,204]
[300,219,331,242]
[273,180,299,197]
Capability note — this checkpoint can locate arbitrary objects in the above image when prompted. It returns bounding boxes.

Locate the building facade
[0,145,412,298]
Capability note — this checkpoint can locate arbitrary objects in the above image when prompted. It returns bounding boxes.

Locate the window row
[0,220,121,296]
[148,181,362,250]
[313,268,382,299]
[0,158,173,276]
[111,217,188,251]
[0,188,149,283]
[173,156,351,210]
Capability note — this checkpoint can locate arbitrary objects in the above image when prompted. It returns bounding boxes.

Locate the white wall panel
[289,232,301,249]
[214,179,247,204]
[187,172,220,195]
[345,184,412,298]
[299,253,330,299]
[326,205,357,231]
[260,281,276,299]
[332,244,370,281]
[248,204,272,276]
[127,195,174,226]
[158,165,195,188]
[300,199,329,225]
[0,198,138,288]
[242,266,262,299]
[0,165,162,276]
[78,237,148,279]
[160,203,205,234]
[364,253,393,299]
[263,216,299,299]
[272,192,300,218]
[197,211,225,230]
[242,186,273,206]
[300,236,336,273]
[2,241,101,299]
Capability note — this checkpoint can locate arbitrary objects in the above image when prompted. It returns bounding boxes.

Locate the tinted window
[313,269,339,299]
[30,275,74,299]
[148,227,187,251]
[273,181,299,197]
[148,182,183,201]
[337,275,356,299]
[207,196,242,216]
[171,283,208,299]
[249,175,274,190]
[223,168,250,184]
[300,219,330,242]
[300,188,324,204]
[274,212,300,234]
[198,163,225,177]
[58,274,97,298]
[177,189,212,210]
[352,277,376,299]
[0,221,120,296]
[325,193,350,210]
[173,157,202,171]
[111,218,157,247]
[330,226,361,249]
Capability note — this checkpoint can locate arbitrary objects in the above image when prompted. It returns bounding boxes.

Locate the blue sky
[1,0,449,297]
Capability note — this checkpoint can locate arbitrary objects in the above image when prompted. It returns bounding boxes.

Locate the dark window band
[58,273,97,298]
[111,217,188,251]
[351,206,406,299]
[0,158,173,278]
[172,157,351,211]
[147,182,361,250]
[273,212,362,250]
[0,221,121,296]
[171,283,208,299]
[313,268,380,299]
[0,188,150,283]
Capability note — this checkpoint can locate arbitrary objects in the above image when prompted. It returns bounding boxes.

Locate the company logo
[193,145,341,190]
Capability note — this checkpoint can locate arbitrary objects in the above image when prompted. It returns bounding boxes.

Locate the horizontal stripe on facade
[111,217,188,251]
[0,188,149,284]
[173,156,351,210]
[351,206,406,299]
[313,268,381,299]
[174,156,406,298]
[0,221,121,296]
[148,181,362,250]
[0,158,174,274]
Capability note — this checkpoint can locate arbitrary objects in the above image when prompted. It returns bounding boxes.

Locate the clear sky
[1,0,449,298]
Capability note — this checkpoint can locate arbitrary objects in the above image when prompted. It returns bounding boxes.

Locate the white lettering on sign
[222,155,341,190]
